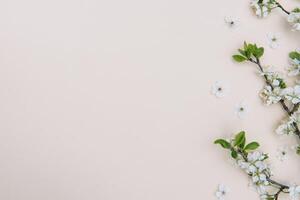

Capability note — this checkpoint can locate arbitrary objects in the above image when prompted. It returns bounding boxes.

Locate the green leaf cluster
[214,131,260,159]
[289,51,300,61]
[232,42,264,62]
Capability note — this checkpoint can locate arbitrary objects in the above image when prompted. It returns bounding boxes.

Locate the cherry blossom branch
[237,149,289,192]
[248,57,300,140]
[215,132,290,199]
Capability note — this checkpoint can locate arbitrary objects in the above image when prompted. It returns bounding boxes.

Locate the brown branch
[248,58,300,140]
[275,2,290,15]
[274,188,284,200]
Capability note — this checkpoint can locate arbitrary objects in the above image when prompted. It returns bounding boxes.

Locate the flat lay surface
[0,0,300,199]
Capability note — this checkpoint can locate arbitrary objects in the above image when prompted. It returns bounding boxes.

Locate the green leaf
[243,41,248,49]
[296,146,300,155]
[247,44,255,53]
[292,8,300,13]
[278,79,287,89]
[255,47,264,58]
[214,139,231,149]
[231,150,238,159]
[238,49,246,57]
[244,142,260,151]
[234,131,246,147]
[289,51,300,60]
[232,55,247,62]
[239,136,246,149]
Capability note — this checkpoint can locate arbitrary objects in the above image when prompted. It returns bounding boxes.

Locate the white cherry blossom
[224,16,240,28]
[215,184,229,200]
[235,101,248,119]
[267,33,280,49]
[211,81,229,98]
[282,85,300,104]
[289,185,300,200]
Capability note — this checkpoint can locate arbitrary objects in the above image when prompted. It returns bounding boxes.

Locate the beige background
[1,0,300,199]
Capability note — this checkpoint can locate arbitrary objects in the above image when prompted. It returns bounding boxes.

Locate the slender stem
[274,188,284,200]
[267,178,289,189]
[291,103,300,114]
[248,58,300,140]
[275,2,290,15]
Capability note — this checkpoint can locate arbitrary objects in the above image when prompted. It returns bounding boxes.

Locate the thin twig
[248,58,300,140]
[275,2,290,15]
[274,188,284,200]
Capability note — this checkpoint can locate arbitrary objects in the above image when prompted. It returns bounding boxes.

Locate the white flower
[276,146,289,161]
[247,164,258,174]
[287,58,300,76]
[250,0,276,18]
[272,79,280,87]
[215,184,229,200]
[235,101,248,119]
[267,33,280,49]
[260,67,283,83]
[247,151,264,162]
[260,85,282,105]
[251,2,268,18]
[287,10,300,31]
[289,185,300,200]
[237,160,249,169]
[211,81,229,98]
[276,121,296,135]
[282,85,300,104]
[256,185,267,195]
[252,174,268,185]
[255,161,268,172]
[224,16,240,28]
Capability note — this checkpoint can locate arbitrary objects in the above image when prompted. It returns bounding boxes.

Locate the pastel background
[1,0,300,199]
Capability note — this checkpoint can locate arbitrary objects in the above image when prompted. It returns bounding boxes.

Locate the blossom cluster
[237,151,270,186]
[287,8,300,31]
[260,69,300,106]
[250,0,277,18]
[259,51,300,108]
[276,109,300,136]
[287,50,300,77]
[259,67,286,105]
[215,132,277,200]
[250,0,300,31]
[289,185,300,200]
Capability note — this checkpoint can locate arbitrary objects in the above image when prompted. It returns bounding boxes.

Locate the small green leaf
[243,41,248,49]
[292,8,300,13]
[289,51,300,60]
[256,47,264,58]
[214,139,231,149]
[234,131,246,147]
[296,146,300,155]
[232,55,247,62]
[278,79,286,89]
[238,49,246,57]
[244,142,260,151]
[247,44,255,53]
[231,150,238,159]
[239,136,246,149]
